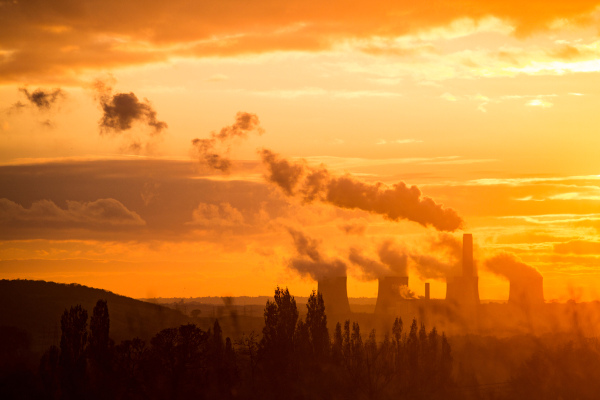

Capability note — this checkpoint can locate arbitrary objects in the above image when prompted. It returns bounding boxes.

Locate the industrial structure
[316,233,543,321]
[445,233,480,309]
[374,276,409,314]
[317,276,351,315]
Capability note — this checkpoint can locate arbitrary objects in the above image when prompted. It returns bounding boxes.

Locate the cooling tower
[508,275,544,309]
[375,276,409,314]
[446,233,480,308]
[317,276,351,315]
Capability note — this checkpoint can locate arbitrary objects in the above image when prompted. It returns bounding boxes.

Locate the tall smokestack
[318,276,351,315]
[462,233,474,277]
[425,282,430,300]
[375,276,409,314]
[446,233,480,308]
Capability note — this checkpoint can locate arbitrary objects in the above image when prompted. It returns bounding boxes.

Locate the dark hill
[0,279,191,354]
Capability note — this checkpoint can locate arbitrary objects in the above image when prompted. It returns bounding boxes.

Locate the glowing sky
[1,0,600,300]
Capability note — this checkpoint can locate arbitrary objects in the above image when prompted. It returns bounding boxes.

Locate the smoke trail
[378,240,408,276]
[348,240,408,280]
[94,79,167,134]
[259,149,463,231]
[287,228,346,280]
[192,112,264,173]
[410,233,461,280]
[348,247,388,281]
[485,253,542,283]
[17,87,65,110]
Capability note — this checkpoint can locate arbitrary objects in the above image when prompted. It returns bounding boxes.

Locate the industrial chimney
[375,276,409,314]
[318,276,351,315]
[446,233,480,308]
[425,282,430,300]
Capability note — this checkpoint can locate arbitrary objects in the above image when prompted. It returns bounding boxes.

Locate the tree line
[23,287,460,400]
[4,286,600,399]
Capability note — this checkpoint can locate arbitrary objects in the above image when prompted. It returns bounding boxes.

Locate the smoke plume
[378,240,408,276]
[17,87,65,110]
[259,149,462,231]
[287,228,346,280]
[410,233,461,280]
[349,240,408,280]
[95,80,167,134]
[348,247,388,281]
[485,253,542,283]
[192,112,264,173]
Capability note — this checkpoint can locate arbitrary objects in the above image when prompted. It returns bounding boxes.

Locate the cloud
[188,202,245,227]
[338,222,367,235]
[526,98,553,108]
[191,112,264,173]
[17,87,65,110]
[2,1,599,83]
[259,148,463,231]
[287,228,346,280]
[554,240,600,255]
[95,79,167,135]
[0,198,145,228]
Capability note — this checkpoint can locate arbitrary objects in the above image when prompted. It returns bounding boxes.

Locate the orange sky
[1,1,600,301]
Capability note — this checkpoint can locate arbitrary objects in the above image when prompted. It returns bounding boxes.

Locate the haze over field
[2,0,600,302]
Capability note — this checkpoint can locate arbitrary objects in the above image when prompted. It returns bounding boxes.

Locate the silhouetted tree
[332,322,343,364]
[59,305,88,400]
[259,287,298,375]
[147,324,208,400]
[113,337,146,400]
[306,290,329,360]
[88,299,114,399]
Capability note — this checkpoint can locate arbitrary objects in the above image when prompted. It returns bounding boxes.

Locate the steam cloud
[259,149,462,231]
[349,240,408,280]
[17,87,65,110]
[94,80,167,134]
[287,228,346,280]
[485,253,542,283]
[410,233,461,280]
[192,112,264,172]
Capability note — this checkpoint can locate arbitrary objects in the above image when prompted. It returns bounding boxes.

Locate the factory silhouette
[317,234,545,331]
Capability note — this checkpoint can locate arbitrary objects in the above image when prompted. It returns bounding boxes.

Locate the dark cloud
[192,112,264,173]
[188,202,245,227]
[0,158,291,241]
[0,198,145,228]
[95,80,167,135]
[17,87,65,110]
[260,149,463,231]
[485,252,542,283]
[287,228,346,280]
